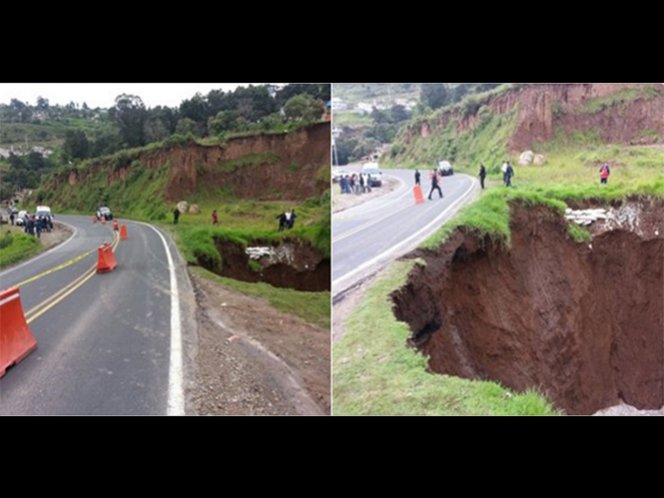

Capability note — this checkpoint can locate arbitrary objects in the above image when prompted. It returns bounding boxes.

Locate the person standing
[505,162,514,187]
[478,163,486,189]
[415,169,421,185]
[501,160,509,186]
[599,163,610,184]
[211,209,219,224]
[428,169,443,200]
[173,207,180,224]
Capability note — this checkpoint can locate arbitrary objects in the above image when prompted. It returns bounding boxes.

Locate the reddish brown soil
[399,83,664,152]
[198,238,330,292]
[391,201,664,415]
[55,122,330,202]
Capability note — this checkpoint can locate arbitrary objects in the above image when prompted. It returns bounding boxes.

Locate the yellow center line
[24,231,122,324]
[13,248,96,288]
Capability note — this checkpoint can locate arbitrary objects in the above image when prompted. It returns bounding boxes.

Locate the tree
[36,96,49,110]
[175,118,202,136]
[420,84,450,110]
[179,93,209,125]
[275,84,330,107]
[390,104,410,122]
[63,129,90,160]
[207,110,240,135]
[283,94,325,121]
[371,107,391,124]
[143,117,170,143]
[110,94,147,147]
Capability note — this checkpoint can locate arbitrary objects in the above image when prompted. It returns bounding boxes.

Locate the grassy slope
[335,85,664,415]
[383,105,517,171]
[333,259,558,415]
[192,267,329,330]
[0,225,41,269]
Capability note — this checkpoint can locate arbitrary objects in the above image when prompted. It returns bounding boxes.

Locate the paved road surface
[0,215,183,415]
[333,169,478,296]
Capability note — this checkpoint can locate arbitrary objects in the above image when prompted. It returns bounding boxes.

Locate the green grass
[567,223,592,242]
[192,266,329,330]
[0,227,41,269]
[581,85,661,114]
[332,111,373,128]
[333,260,558,415]
[383,106,517,171]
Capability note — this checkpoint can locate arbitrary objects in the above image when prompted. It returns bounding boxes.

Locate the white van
[36,206,54,231]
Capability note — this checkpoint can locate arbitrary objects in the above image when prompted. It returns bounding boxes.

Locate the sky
[0,83,285,109]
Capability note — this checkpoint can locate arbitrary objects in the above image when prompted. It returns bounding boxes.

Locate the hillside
[40,122,329,215]
[384,83,664,168]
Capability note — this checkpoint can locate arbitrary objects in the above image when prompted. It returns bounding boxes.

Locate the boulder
[533,154,546,165]
[177,201,189,213]
[518,150,534,165]
[188,203,200,214]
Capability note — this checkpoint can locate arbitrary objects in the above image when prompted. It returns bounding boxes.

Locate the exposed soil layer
[391,200,664,415]
[198,237,330,292]
[52,121,330,203]
[399,83,664,152]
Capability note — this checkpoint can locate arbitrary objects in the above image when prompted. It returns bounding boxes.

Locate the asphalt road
[0,215,182,415]
[332,169,478,296]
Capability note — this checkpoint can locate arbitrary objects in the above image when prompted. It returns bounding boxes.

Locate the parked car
[96,206,113,221]
[362,163,383,187]
[438,160,454,176]
[15,210,28,226]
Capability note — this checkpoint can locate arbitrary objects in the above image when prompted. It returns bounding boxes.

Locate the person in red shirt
[211,209,219,224]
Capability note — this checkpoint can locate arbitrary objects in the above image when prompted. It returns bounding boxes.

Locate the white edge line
[0,220,78,278]
[136,220,183,416]
[332,176,477,294]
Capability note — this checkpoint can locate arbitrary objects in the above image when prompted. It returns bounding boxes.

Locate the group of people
[476,160,611,189]
[339,173,372,195]
[21,214,51,238]
[173,206,298,231]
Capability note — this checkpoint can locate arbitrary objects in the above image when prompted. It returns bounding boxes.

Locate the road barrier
[413,185,425,204]
[120,224,128,241]
[112,219,119,231]
[0,287,38,378]
[96,242,117,273]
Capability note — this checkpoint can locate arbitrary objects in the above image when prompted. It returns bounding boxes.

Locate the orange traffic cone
[120,224,128,241]
[0,287,38,378]
[96,242,118,273]
[112,219,119,231]
[413,185,425,204]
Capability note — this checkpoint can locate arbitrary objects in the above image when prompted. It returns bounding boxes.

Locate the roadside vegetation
[192,267,329,330]
[0,225,41,269]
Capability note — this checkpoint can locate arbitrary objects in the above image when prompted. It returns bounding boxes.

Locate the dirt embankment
[57,122,330,202]
[190,272,329,415]
[400,83,664,152]
[391,200,664,415]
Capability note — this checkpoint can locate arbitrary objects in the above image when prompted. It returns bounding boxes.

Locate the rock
[188,203,200,214]
[177,201,189,213]
[533,154,545,165]
[518,150,534,165]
